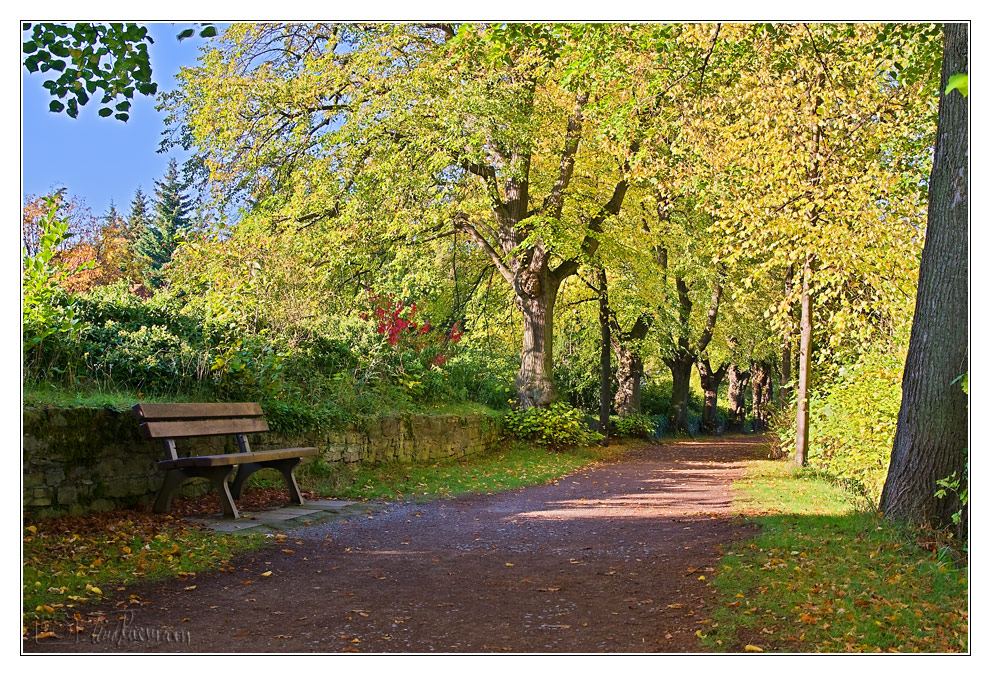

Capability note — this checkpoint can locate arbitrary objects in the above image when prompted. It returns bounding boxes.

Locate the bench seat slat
[140,418,270,439]
[133,402,264,421]
[159,447,319,470]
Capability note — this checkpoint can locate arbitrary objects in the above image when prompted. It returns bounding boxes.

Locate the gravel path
[26,436,766,653]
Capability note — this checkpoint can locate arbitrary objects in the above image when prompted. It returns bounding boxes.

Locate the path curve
[27,436,766,653]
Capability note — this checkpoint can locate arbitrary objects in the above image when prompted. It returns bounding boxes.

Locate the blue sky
[21,23,212,218]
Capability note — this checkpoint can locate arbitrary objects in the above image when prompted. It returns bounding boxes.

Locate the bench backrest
[133,402,270,439]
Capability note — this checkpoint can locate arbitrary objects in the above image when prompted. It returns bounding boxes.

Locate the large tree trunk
[611,316,650,416]
[751,360,773,433]
[794,256,813,464]
[697,358,729,434]
[667,356,694,435]
[597,268,611,443]
[880,23,968,530]
[726,364,750,433]
[515,271,559,409]
[613,344,644,416]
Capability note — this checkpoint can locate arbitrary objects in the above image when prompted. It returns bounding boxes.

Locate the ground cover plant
[703,458,968,653]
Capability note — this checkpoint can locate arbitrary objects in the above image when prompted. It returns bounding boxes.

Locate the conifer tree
[134,159,193,286]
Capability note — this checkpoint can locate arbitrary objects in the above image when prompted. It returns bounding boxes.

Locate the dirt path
[26,436,766,653]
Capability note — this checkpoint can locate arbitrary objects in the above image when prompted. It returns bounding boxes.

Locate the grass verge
[703,459,968,653]
[23,511,265,639]
[298,440,632,502]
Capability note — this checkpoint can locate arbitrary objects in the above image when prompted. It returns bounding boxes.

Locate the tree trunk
[597,268,611,443]
[794,256,813,464]
[611,316,649,416]
[515,272,559,409]
[697,358,729,434]
[780,263,794,407]
[613,343,644,416]
[726,364,750,434]
[751,360,773,433]
[880,23,968,530]
[667,356,694,435]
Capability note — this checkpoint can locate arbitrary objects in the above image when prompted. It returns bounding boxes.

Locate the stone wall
[23,406,502,518]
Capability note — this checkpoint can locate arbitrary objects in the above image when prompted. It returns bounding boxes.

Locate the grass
[22,381,205,410]
[297,440,632,502]
[703,458,969,653]
[23,511,265,638]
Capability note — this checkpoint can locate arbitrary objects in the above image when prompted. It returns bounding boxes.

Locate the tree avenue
[23,22,965,541]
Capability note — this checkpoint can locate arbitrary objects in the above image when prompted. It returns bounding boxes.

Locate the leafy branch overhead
[22,22,217,121]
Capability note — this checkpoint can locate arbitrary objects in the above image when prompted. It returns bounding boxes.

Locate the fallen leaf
[184,585,197,591]
[261,571,273,577]
[745,645,763,652]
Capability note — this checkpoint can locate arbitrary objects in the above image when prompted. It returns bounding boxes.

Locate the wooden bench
[133,402,319,519]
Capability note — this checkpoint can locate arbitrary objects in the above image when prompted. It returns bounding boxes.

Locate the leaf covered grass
[23,511,265,638]
[704,459,968,653]
[300,440,632,502]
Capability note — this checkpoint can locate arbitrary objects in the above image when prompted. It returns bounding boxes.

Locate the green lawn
[299,440,632,502]
[704,459,968,653]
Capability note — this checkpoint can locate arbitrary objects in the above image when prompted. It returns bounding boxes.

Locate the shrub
[503,402,603,450]
[614,412,654,438]
[776,345,906,503]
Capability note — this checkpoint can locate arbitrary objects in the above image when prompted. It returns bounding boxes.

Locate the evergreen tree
[134,159,193,287]
[128,187,149,237]
[103,200,122,228]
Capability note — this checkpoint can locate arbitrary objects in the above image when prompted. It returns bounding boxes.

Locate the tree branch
[453,214,515,285]
[542,91,589,219]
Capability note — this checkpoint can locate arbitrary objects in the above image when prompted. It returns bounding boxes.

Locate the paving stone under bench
[190,499,359,533]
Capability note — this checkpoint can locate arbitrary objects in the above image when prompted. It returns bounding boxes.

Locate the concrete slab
[189,498,365,533]
[250,508,317,522]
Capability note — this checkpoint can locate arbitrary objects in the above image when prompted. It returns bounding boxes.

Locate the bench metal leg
[230,462,263,500]
[153,468,189,514]
[272,457,305,505]
[203,466,239,519]
[230,458,305,505]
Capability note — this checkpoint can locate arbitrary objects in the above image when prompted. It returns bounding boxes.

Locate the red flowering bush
[353,290,466,400]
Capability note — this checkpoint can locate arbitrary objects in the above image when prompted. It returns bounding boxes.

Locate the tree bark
[780,263,794,407]
[879,23,968,530]
[697,357,729,434]
[751,359,773,433]
[794,256,813,464]
[515,269,559,409]
[597,268,611,443]
[726,364,750,433]
[667,356,694,435]
[611,316,650,416]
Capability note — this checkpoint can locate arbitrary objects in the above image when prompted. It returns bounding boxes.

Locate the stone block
[57,485,78,506]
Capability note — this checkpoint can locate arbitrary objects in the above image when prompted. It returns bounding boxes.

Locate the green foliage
[944,73,968,98]
[22,197,93,376]
[23,22,157,121]
[801,346,905,503]
[614,412,654,438]
[502,403,603,450]
[23,22,218,121]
